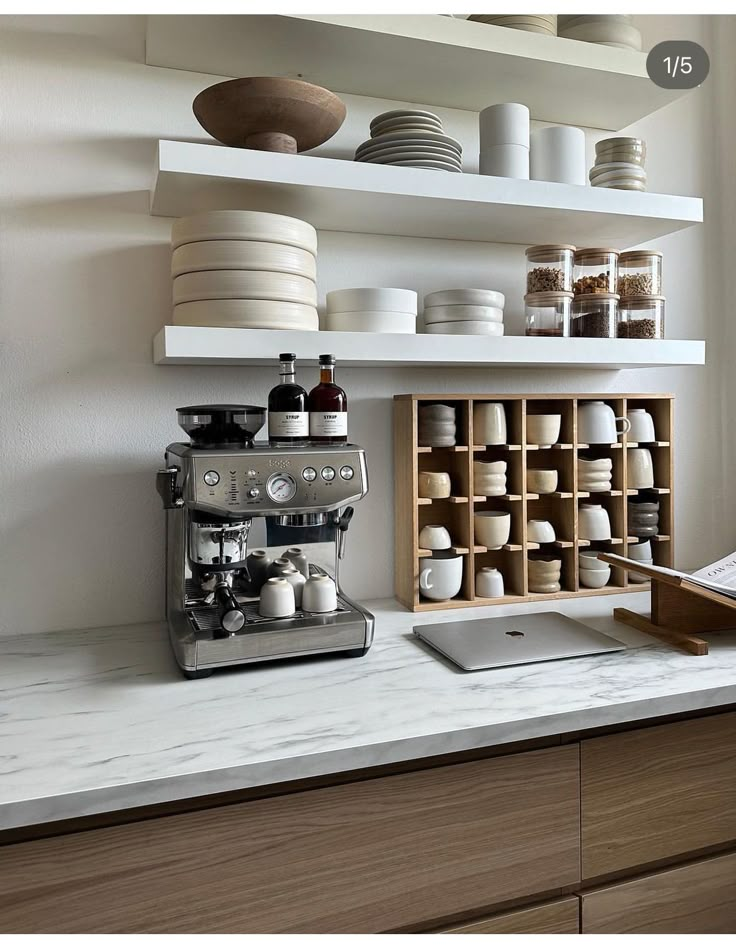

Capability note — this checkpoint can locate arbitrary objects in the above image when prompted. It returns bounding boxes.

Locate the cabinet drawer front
[581,850,736,933]
[0,746,579,934]
[441,897,579,934]
[582,712,736,878]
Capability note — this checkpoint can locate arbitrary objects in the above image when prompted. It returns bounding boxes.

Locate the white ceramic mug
[474,511,511,549]
[578,401,631,445]
[578,503,612,541]
[527,519,556,543]
[475,567,505,598]
[473,402,507,445]
[627,539,652,561]
[627,408,656,443]
[283,547,309,578]
[259,577,296,618]
[301,575,338,613]
[418,524,452,550]
[627,448,655,489]
[526,414,562,446]
[579,550,609,571]
[527,469,558,494]
[418,471,452,499]
[580,565,611,589]
[281,565,306,607]
[419,552,463,601]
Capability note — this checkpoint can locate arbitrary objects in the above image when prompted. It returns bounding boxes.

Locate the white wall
[0,14,730,635]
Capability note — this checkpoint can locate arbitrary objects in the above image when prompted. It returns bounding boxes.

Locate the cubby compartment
[471,398,523,449]
[394,393,674,611]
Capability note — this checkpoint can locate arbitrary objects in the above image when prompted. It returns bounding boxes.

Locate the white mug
[302,575,338,613]
[473,402,507,445]
[527,469,558,494]
[281,565,306,607]
[627,448,655,489]
[526,414,562,447]
[259,577,296,618]
[475,567,505,598]
[527,519,556,543]
[627,408,656,443]
[628,539,653,561]
[419,552,463,601]
[418,471,452,499]
[418,524,452,550]
[474,511,511,549]
[578,503,612,541]
[578,401,631,445]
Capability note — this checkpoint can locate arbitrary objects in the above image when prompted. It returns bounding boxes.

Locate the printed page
[691,551,736,590]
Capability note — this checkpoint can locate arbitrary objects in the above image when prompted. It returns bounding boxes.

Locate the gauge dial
[266,472,297,503]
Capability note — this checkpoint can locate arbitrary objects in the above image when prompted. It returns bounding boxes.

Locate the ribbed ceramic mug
[527,555,562,593]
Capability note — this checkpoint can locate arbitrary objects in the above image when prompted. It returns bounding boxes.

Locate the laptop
[413,610,626,671]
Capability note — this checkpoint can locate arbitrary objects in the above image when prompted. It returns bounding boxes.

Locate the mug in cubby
[475,566,505,598]
[627,408,656,443]
[418,471,452,499]
[578,503,612,541]
[578,401,630,444]
[473,402,507,445]
[418,524,452,550]
[526,414,561,447]
[419,551,464,601]
[527,519,556,543]
[418,403,456,447]
[474,510,511,549]
[578,456,613,492]
[528,555,562,594]
[628,497,659,538]
[527,468,558,494]
[473,459,507,496]
[627,447,654,489]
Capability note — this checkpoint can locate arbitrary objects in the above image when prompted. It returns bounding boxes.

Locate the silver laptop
[413,610,626,671]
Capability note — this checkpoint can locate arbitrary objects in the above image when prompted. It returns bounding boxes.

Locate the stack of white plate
[558,15,642,50]
[422,289,506,336]
[468,14,557,35]
[589,137,647,192]
[355,109,462,173]
[170,210,319,331]
[325,288,418,334]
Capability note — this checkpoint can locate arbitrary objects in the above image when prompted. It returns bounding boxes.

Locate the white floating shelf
[154,326,706,370]
[145,14,693,130]
[152,141,703,247]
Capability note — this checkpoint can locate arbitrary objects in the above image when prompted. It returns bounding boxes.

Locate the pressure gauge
[266,472,297,503]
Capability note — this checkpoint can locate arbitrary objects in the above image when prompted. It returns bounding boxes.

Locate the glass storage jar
[524,291,572,337]
[573,247,619,295]
[618,295,665,339]
[526,244,575,293]
[617,250,663,296]
[571,293,619,338]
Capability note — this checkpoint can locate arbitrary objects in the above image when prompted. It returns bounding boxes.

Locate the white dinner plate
[173,270,317,306]
[357,141,462,161]
[324,310,417,333]
[370,108,442,129]
[424,288,506,309]
[357,136,462,158]
[358,129,462,151]
[173,299,319,331]
[423,304,504,324]
[424,320,505,336]
[371,116,443,135]
[171,241,317,280]
[326,287,418,314]
[172,210,318,254]
[359,153,462,169]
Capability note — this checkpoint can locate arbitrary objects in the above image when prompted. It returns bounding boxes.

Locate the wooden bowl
[193,77,346,154]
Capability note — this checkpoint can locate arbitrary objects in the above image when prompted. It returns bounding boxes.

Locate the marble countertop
[3,593,736,831]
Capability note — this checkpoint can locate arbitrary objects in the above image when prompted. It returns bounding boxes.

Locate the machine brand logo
[268,458,291,469]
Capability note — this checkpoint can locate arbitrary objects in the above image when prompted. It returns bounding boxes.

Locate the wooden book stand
[599,554,736,655]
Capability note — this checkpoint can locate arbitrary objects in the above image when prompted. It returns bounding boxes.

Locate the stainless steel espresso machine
[156,405,374,678]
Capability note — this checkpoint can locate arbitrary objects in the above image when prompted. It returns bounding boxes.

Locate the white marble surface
[3,594,736,830]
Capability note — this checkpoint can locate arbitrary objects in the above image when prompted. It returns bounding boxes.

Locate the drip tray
[189,600,351,635]
[414,611,626,671]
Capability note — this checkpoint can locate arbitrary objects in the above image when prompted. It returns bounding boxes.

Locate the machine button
[321,466,336,482]
[247,487,260,499]
[203,470,220,487]
[340,465,355,480]
[247,469,258,477]
[302,466,317,482]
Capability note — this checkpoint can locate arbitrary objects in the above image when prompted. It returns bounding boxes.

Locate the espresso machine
[156,405,374,678]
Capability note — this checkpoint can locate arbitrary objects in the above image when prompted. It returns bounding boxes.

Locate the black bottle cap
[319,353,336,365]
[279,352,297,360]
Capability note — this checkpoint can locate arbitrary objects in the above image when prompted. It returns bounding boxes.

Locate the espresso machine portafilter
[157,405,374,678]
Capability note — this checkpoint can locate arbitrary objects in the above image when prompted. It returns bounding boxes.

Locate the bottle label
[310,411,348,437]
[268,411,309,437]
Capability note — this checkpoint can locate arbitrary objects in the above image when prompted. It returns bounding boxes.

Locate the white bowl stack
[355,109,462,173]
[422,289,506,336]
[325,288,418,334]
[558,15,642,50]
[479,103,530,179]
[468,14,557,35]
[589,137,647,192]
[170,210,319,331]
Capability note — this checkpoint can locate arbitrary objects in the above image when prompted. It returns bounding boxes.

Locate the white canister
[479,103,530,148]
[530,126,587,186]
[479,144,530,180]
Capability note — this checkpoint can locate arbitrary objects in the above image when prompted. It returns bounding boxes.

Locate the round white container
[530,126,586,186]
[479,144,530,179]
[326,287,418,314]
[173,270,317,306]
[424,288,505,308]
[171,241,317,279]
[173,299,319,331]
[171,210,318,255]
[324,310,416,333]
[479,103,530,148]
[423,305,504,324]
[424,321,504,336]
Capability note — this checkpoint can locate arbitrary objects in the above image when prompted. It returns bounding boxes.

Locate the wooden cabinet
[581,712,736,878]
[441,897,579,934]
[0,746,579,934]
[581,851,736,933]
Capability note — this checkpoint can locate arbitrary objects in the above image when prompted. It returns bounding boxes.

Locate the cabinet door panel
[581,851,736,933]
[441,897,579,934]
[0,746,579,934]
[582,712,736,877]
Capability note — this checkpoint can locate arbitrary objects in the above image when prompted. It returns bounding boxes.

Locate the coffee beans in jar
[571,293,619,338]
[618,296,665,339]
[526,244,575,294]
[573,248,618,295]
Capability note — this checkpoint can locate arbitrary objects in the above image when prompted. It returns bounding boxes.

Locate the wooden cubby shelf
[394,393,674,612]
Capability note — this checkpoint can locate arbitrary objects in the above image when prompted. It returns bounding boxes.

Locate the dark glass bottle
[308,354,348,444]
[267,353,308,445]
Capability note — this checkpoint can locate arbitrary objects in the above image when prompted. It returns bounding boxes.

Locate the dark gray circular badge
[647,40,710,89]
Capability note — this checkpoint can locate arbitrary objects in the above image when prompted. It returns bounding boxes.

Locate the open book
[604,550,736,601]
